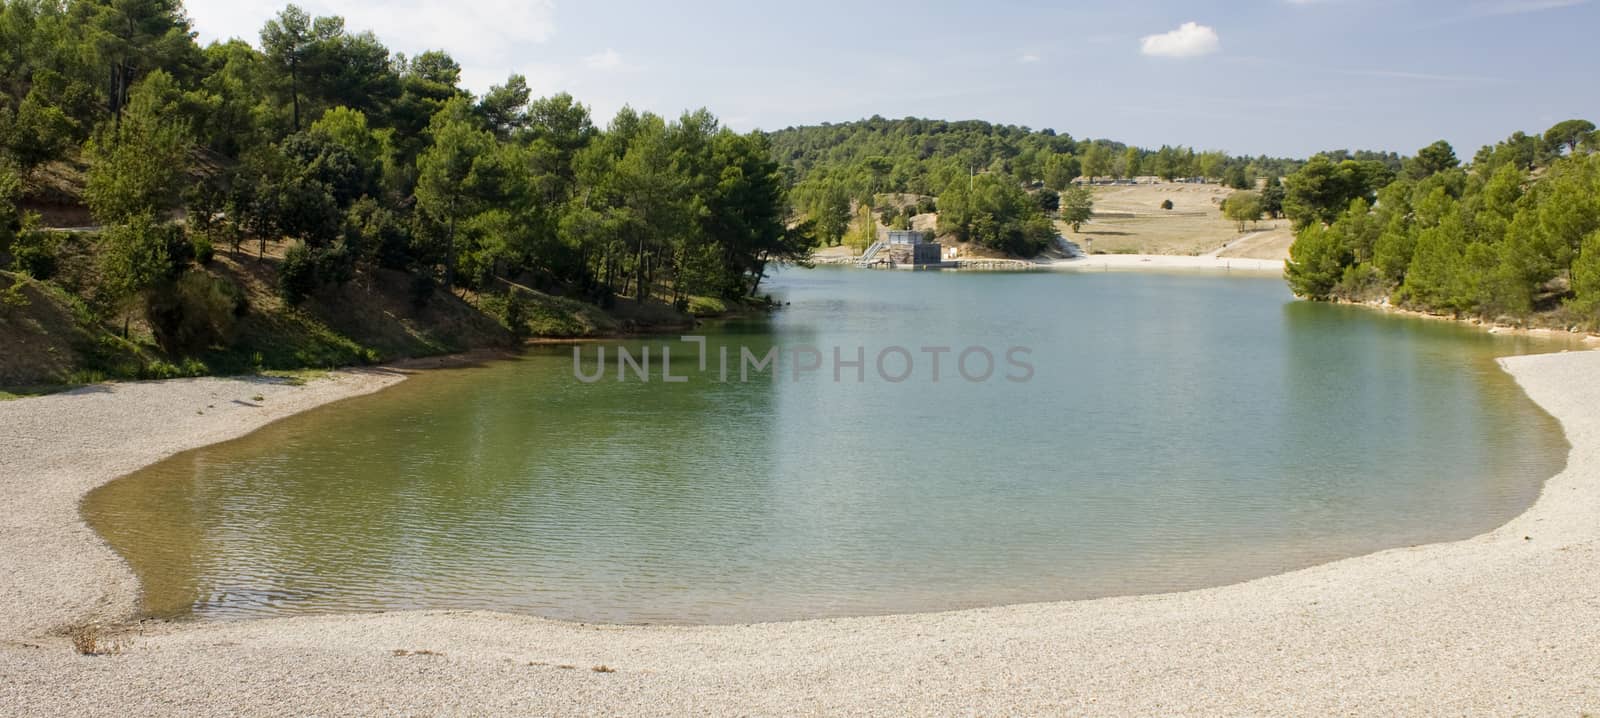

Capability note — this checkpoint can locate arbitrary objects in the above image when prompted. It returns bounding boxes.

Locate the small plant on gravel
[66,623,125,656]
[591,665,615,673]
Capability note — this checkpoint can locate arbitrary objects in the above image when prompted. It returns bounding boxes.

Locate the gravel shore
[2,351,1598,715]
[1045,254,1286,274]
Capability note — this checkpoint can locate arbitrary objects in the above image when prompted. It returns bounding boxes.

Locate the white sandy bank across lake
[2,351,1599,715]
[1045,254,1286,275]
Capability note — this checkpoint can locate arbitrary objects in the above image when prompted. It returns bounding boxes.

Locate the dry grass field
[808,182,1297,264]
[1059,183,1295,260]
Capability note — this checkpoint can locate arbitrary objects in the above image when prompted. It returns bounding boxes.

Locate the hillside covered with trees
[0,0,810,385]
[766,116,1307,253]
[1284,121,1600,330]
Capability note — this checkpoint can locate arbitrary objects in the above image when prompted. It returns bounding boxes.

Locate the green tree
[1118,146,1140,179]
[0,163,22,264]
[1405,140,1459,180]
[1224,164,1251,190]
[1223,191,1263,232]
[78,0,198,129]
[414,98,498,287]
[1260,175,1285,218]
[83,70,192,224]
[98,212,185,338]
[1572,229,1600,323]
[477,74,530,139]
[1282,155,1392,229]
[1060,186,1093,231]
[261,5,331,131]
[808,182,850,246]
[1080,143,1111,183]
[1543,119,1596,157]
[1286,223,1351,300]
[1042,153,1080,190]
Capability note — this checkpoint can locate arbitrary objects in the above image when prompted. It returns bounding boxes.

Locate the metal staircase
[856,240,888,266]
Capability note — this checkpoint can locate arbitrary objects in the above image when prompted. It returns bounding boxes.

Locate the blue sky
[186,0,1599,158]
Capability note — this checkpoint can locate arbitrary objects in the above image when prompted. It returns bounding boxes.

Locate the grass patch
[686,295,727,317]
[0,384,74,401]
[483,284,620,338]
[591,664,616,673]
[258,368,331,386]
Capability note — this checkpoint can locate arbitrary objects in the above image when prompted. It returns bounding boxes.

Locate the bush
[189,234,215,265]
[314,241,356,287]
[1160,199,1174,210]
[279,241,317,304]
[1335,263,1386,302]
[483,289,532,338]
[687,295,728,317]
[11,230,60,280]
[137,357,209,380]
[143,272,243,355]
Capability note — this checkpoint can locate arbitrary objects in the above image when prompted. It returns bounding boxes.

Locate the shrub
[11,230,60,280]
[163,272,243,351]
[1036,187,1061,212]
[1160,199,1174,210]
[279,241,317,304]
[1335,263,1386,302]
[66,623,117,656]
[483,289,532,338]
[189,234,215,266]
[314,241,356,287]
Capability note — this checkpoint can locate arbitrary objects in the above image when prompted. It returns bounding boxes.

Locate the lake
[84,268,1577,624]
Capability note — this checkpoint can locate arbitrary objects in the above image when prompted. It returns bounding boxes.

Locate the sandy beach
[1046,254,1287,275]
[2,351,1598,715]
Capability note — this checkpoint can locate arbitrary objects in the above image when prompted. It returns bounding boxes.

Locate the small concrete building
[881,230,942,266]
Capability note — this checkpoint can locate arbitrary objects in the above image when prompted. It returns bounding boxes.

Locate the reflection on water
[84,270,1576,624]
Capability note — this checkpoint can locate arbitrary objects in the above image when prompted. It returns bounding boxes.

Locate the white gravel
[1045,254,1286,274]
[2,352,1599,716]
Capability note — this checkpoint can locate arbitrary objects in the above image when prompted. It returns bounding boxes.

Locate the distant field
[808,182,1296,263]
[1058,183,1294,260]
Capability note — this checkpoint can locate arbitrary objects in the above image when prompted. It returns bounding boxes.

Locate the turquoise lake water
[85,268,1576,623]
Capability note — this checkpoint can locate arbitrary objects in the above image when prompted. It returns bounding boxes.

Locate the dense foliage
[0,0,809,358]
[1286,123,1600,329]
[767,116,1306,251]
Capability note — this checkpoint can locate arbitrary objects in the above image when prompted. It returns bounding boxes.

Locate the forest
[1284,121,1600,329]
[4,0,1596,386]
[0,0,809,379]
[766,116,1305,252]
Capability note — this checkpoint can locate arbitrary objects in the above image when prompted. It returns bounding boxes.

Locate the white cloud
[584,49,624,71]
[1139,22,1221,58]
[1017,52,1041,64]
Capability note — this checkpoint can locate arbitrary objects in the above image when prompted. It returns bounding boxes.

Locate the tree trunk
[290,62,301,131]
[444,212,457,289]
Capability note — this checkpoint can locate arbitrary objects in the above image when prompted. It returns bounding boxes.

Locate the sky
[182,0,1600,158]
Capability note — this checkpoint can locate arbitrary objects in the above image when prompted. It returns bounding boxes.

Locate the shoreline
[1043,254,1286,275]
[3,348,1600,712]
[808,252,1288,275]
[1332,298,1600,345]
